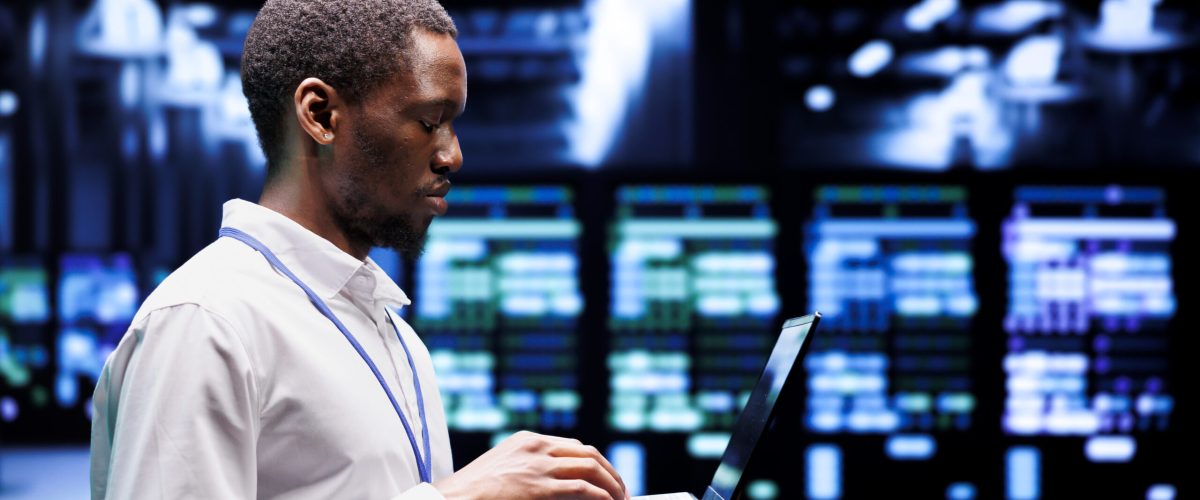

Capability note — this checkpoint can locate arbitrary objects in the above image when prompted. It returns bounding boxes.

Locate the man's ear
[293,77,341,146]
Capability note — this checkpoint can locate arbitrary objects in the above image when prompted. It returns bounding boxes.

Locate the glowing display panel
[1,259,53,424]
[609,185,779,448]
[1003,186,1174,437]
[416,186,581,431]
[806,186,978,435]
[56,254,139,413]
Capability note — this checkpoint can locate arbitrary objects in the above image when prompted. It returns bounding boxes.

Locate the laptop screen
[706,313,820,500]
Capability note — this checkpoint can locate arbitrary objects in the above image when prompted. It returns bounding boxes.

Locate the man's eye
[420,120,435,132]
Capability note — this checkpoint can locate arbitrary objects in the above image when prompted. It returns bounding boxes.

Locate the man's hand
[433,430,629,500]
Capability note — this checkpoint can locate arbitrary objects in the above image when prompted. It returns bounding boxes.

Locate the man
[90,1,628,499]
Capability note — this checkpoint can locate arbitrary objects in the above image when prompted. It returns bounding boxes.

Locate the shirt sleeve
[389,482,449,500]
[91,303,260,499]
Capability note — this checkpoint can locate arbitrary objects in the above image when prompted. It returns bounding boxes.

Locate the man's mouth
[425,181,451,216]
[426,183,451,198]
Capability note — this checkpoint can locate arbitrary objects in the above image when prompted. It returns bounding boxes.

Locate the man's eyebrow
[414,98,465,117]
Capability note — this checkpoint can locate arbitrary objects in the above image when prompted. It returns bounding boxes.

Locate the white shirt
[91,199,452,499]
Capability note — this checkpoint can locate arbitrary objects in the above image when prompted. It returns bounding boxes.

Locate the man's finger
[553,478,618,500]
[547,443,627,497]
[549,457,625,500]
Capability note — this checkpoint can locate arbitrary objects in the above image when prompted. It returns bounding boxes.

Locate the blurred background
[0,0,1196,498]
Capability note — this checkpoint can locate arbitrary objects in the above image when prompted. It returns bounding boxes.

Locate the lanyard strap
[218,227,433,483]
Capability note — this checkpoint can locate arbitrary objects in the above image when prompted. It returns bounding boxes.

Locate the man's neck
[259,172,372,261]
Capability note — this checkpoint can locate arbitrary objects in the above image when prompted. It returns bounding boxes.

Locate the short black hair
[241,0,457,177]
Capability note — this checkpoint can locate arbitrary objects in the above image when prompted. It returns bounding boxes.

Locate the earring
[323,132,333,140]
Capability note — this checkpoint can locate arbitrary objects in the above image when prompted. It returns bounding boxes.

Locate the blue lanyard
[219,227,433,484]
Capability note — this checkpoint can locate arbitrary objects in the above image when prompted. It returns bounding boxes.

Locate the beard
[331,127,435,260]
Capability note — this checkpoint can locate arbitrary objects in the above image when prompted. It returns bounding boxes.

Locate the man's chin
[387,230,429,260]
[394,236,427,260]
[361,217,428,260]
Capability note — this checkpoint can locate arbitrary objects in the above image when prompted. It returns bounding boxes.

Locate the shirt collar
[363,255,412,306]
[220,199,411,306]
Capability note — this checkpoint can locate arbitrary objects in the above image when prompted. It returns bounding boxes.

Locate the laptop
[633,312,822,500]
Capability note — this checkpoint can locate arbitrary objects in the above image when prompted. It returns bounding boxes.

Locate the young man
[90,1,627,498]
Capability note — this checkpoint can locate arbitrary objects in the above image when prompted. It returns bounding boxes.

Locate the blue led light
[807,444,842,499]
[806,85,836,112]
[1006,447,1040,500]
[1003,35,1063,86]
[849,40,894,78]
[885,434,936,460]
[946,482,977,500]
[608,442,646,497]
[973,1,1063,34]
[1147,484,1177,500]
[0,90,17,117]
[1085,436,1137,462]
